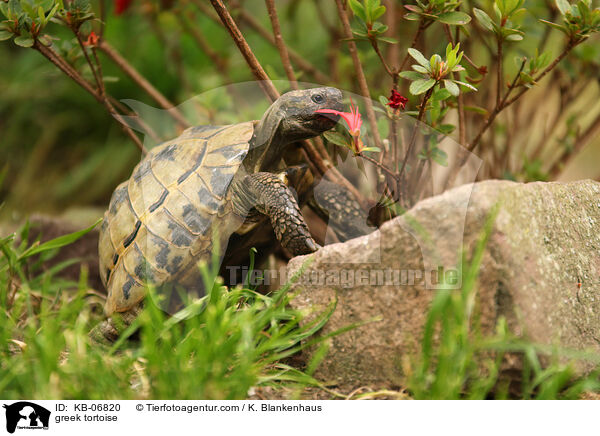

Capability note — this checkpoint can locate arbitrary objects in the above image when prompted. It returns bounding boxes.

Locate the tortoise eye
[311,94,324,103]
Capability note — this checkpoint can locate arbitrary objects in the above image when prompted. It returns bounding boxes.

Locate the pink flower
[316,98,362,136]
[316,99,364,153]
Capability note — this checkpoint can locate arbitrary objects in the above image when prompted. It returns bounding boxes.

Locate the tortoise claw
[305,238,319,253]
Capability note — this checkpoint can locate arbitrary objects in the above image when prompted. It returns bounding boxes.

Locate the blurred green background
[1,0,599,225]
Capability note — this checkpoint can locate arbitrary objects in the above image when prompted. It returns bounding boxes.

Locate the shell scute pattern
[128,166,165,219]
[151,139,206,187]
[99,122,254,315]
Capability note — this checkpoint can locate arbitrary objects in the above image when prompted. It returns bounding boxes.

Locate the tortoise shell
[98,122,255,315]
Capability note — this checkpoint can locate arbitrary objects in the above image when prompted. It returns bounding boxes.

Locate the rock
[287,180,600,390]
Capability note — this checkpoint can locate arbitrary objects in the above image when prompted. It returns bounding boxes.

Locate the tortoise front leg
[236,172,318,256]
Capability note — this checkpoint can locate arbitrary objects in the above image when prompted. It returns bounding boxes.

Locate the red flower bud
[83,31,99,47]
[386,89,408,110]
[115,0,134,15]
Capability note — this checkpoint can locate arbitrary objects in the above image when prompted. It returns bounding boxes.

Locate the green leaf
[444,79,460,96]
[505,33,523,41]
[47,2,61,21]
[8,0,24,17]
[37,34,52,46]
[404,5,422,13]
[408,48,430,69]
[0,29,13,40]
[556,0,571,15]
[371,5,386,21]
[437,11,472,25]
[410,78,436,95]
[539,19,570,34]
[496,0,507,16]
[361,146,381,153]
[473,8,495,31]
[519,71,535,83]
[351,22,369,37]
[399,70,424,81]
[404,12,421,20]
[454,80,478,92]
[323,131,351,148]
[536,51,551,69]
[436,124,456,134]
[464,105,489,115]
[20,0,35,18]
[377,36,397,44]
[430,147,448,166]
[432,88,452,101]
[378,95,389,106]
[506,0,525,16]
[371,21,388,33]
[18,218,102,260]
[14,35,34,47]
[430,53,442,71]
[349,0,367,22]
[412,64,430,74]
[493,2,503,19]
[446,44,457,67]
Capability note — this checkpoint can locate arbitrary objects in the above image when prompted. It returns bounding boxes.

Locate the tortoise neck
[250,106,288,172]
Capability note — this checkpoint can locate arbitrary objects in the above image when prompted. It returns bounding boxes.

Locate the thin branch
[74,31,147,151]
[234,4,332,84]
[33,41,102,103]
[209,0,279,102]
[358,151,399,181]
[468,42,577,152]
[99,0,106,39]
[455,27,466,146]
[398,20,426,72]
[207,0,359,203]
[313,0,341,82]
[98,40,189,128]
[398,86,434,185]
[74,31,104,94]
[144,5,191,95]
[548,113,600,179]
[370,37,395,78]
[502,41,578,108]
[177,11,231,81]
[265,0,298,89]
[194,0,331,84]
[503,59,527,105]
[32,40,147,154]
[529,77,590,162]
[496,38,503,108]
[383,0,399,68]
[334,0,382,150]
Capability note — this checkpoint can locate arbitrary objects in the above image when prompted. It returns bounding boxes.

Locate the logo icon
[2,402,50,434]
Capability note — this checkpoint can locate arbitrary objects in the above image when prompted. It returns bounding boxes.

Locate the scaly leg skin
[89,304,142,345]
[235,172,318,256]
[309,179,371,242]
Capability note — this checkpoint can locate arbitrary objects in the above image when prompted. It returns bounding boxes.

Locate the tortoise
[94,87,344,340]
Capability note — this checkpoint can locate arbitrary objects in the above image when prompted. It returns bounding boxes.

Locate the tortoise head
[252,87,343,168]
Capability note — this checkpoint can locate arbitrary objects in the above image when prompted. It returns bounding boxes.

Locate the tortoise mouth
[315,112,340,126]
[315,113,340,132]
